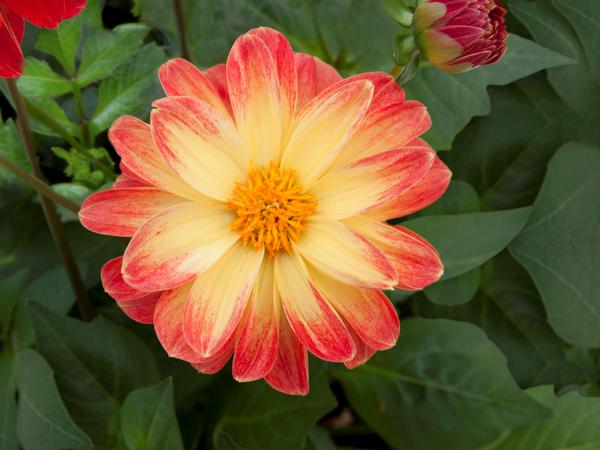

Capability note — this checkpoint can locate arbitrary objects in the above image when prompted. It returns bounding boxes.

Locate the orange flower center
[227,162,317,257]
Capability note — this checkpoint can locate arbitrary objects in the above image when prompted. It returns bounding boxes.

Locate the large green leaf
[415,252,585,388]
[77,23,149,86]
[213,368,336,450]
[403,207,531,280]
[0,351,18,450]
[0,270,28,335]
[90,43,167,137]
[17,59,72,97]
[404,34,573,150]
[120,378,184,450]
[511,0,600,145]
[334,318,550,450]
[510,143,600,348]
[480,386,600,450]
[445,81,565,211]
[29,304,159,445]
[16,350,92,450]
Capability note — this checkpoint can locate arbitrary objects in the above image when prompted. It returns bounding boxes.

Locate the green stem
[0,154,80,214]
[172,0,190,60]
[71,80,92,148]
[5,79,93,322]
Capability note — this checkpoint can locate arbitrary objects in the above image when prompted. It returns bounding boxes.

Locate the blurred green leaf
[335,318,550,450]
[404,34,574,150]
[17,59,72,97]
[90,43,167,137]
[16,350,93,450]
[303,427,336,450]
[77,23,149,86]
[0,351,18,450]
[120,378,184,450]
[0,270,28,335]
[415,252,586,388]
[29,304,159,445]
[403,207,531,280]
[480,385,600,449]
[511,143,600,348]
[213,369,336,450]
[0,120,32,190]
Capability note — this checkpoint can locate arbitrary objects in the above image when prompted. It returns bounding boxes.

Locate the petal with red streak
[122,202,238,291]
[347,72,405,112]
[0,7,24,78]
[294,52,341,110]
[183,244,264,358]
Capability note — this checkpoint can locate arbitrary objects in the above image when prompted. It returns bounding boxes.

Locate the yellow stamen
[227,162,317,257]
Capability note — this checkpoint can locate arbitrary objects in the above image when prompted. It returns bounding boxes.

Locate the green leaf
[511,0,600,145]
[23,267,74,314]
[0,120,32,189]
[403,207,531,280]
[16,59,72,97]
[404,34,574,150]
[415,180,480,217]
[77,23,149,86]
[26,96,81,139]
[213,368,336,450]
[303,427,336,450]
[510,143,600,348]
[415,252,585,388]
[16,350,93,450]
[481,386,600,449]
[334,318,550,450]
[52,183,94,222]
[445,81,565,211]
[0,270,28,334]
[424,267,481,305]
[0,351,18,450]
[120,378,183,450]
[28,304,159,445]
[90,43,166,137]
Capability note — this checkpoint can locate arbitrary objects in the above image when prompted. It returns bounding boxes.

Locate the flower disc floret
[228,163,316,256]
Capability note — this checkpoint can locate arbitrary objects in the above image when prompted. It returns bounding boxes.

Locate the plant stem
[5,79,93,322]
[172,0,190,60]
[0,154,80,214]
[390,64,403,78]
[71,80,92,148]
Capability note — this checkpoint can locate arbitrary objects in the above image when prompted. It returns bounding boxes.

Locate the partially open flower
[414,0,507,73]
[0,0,86,78]
[80,27,451,395]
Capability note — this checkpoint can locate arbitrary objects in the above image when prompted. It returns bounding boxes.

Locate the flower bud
[413,0,508,73]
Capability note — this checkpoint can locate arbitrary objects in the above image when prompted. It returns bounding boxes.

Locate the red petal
[0,6,24,78]
[294,52,342,110]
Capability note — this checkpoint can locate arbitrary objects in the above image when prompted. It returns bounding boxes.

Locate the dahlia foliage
[80,27,451,394]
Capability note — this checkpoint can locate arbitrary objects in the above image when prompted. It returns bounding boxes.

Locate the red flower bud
[414,0,507,73]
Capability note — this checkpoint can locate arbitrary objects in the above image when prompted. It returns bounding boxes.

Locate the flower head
[0,0,86,78]
[80,27,451,395]
[414,0,507,73]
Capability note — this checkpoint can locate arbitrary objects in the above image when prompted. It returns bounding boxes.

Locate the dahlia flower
[0,0,86,78]
[80,27,451,395]
[414,0,507,73]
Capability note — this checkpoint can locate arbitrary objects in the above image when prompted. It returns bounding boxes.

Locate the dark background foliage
[1,1,599,449]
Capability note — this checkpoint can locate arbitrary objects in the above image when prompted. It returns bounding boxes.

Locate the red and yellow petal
[367,153,452,220]
[281,79,374,187]
[311,269,399,350]
[79,187,183,237]
[335,100,431,168]
[310,147,434,219]
[232,261,280,382]
[264,313,309,396]
[101,257,160,324]
[347,72,405,112]
[151,96,246,201]
[122,202,238,292]
[0,6,24,78]
[343,326,377,369]
[295,219,396,290]
[346,215,443,290]
[294,52,342,110]
[204,64,232,114]
[275,251,355,362]
[227,32,282,166]
[109,116,202,200]
[158,58,231,119]
[192,342,235,374]
[183,244,264,358]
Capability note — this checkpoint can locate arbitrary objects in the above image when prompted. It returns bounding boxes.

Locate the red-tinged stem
[5,79,93,322]
[172,0,191,60]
